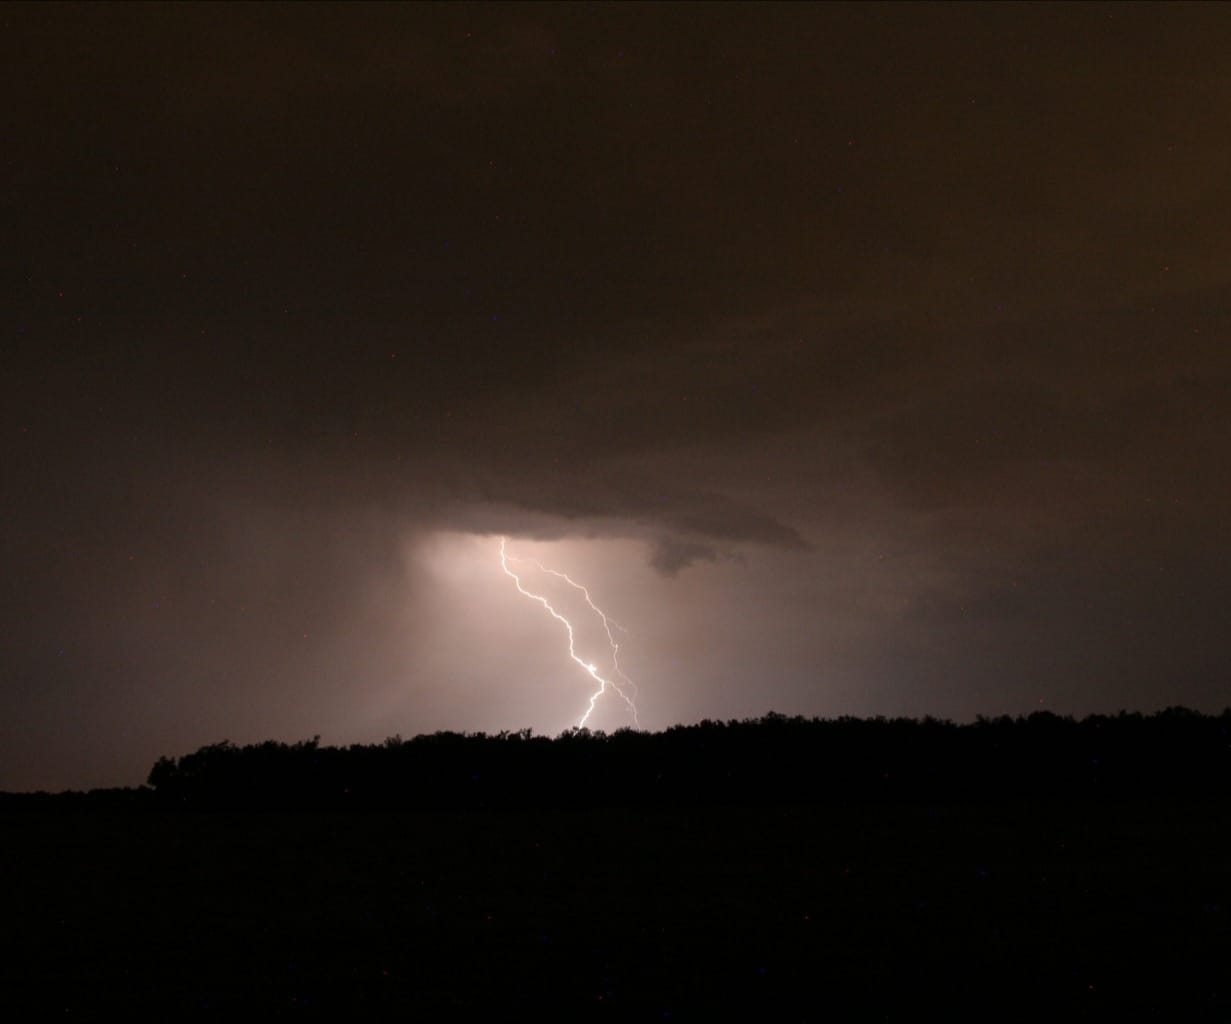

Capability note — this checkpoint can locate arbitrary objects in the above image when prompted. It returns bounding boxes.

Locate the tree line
[133,707,1231,809]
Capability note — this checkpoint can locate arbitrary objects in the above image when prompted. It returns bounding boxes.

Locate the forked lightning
[498,536,640,728]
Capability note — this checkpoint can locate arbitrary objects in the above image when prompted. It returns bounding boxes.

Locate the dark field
[5,796,1230,1017]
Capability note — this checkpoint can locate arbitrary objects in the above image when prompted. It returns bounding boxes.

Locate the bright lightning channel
[498,536,640,729]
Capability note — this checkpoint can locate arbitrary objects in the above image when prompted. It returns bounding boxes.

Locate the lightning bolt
[499,536,640,729]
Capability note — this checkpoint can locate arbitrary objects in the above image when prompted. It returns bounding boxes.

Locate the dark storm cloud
[4,3,1231,789]
[647,539,722,577]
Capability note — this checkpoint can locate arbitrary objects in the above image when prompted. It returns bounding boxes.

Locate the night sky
[5,3,1230,791]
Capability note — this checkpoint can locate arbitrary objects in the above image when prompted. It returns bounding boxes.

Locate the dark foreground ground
[4,796,1229,1018]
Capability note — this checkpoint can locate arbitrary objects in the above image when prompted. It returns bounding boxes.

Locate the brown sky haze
[3,2,1230,790]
